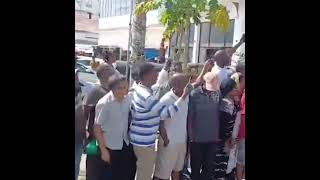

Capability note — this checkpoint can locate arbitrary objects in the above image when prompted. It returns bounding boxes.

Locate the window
[101,0,131,17]
[198,20,235,62]
[200,23,210,47]
[115,0,120,16]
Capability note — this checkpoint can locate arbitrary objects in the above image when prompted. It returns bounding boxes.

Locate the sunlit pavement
[77,154,86,180]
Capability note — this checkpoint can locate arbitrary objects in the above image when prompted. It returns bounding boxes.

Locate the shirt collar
[138,83,153,94]
[169,89,179,100]
[109,91,117,102]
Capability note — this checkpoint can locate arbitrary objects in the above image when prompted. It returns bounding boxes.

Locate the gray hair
[108,75,127,91]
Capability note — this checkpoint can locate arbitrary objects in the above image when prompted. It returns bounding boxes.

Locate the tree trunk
[131,0,147,64]
[174,30,183,62]
[180,25,190,69]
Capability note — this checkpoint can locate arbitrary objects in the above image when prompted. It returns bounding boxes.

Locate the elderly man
[211,34,245,83]
[82,64,116,180]
[211,50,232,83]
[154,73,190,180]
[94,75,136,180]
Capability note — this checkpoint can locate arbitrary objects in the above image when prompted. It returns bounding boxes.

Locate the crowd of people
[75,35,245,180]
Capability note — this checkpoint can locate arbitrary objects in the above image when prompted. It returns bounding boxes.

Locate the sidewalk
[77,139,159,180]
[77,154,86,180]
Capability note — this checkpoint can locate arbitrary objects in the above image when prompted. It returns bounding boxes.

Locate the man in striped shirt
[129,62,192,180]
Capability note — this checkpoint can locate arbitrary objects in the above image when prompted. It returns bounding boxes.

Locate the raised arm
[228,33,245,57]
[152,59,172,91]
[193,59,215,88]
[133,79,192,120]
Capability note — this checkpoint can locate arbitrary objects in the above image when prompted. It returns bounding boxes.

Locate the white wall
[233,0,245,45]
[98,10,164,49]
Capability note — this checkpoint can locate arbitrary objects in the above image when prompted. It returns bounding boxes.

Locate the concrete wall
[233,0,245,45]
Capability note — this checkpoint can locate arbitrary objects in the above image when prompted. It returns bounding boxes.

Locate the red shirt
[238,91,245,139]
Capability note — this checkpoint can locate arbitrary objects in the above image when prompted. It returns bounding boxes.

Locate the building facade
[75,0,100,45]
[98,0,245,63]
[98,0,163,50]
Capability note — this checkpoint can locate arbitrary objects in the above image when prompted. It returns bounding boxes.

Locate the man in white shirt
[94,75,136,180]
[211,34,245,83]
[153,73,190,180]
[211,50,233,83]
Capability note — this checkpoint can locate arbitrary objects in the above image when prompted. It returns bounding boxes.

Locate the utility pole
[126,0,134,86]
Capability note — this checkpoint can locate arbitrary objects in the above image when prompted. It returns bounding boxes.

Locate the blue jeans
[75,142,83,180]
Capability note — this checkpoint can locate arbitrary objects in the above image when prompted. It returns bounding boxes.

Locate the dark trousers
[190,142,218,180]
[108,142,137,180]
[86,154,111,180]
[86,142,136,180]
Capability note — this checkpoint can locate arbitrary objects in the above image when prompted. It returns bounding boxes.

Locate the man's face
[113,81,129,100]
[223,56,232,67]
[145,67,158,86]
[172,75,189,97]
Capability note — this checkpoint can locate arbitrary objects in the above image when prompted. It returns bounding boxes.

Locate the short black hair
[108,75,127,91]
[103,51,114,62]
[220,78,236,98]
[134,62,155,81]
[96,64,115,79]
